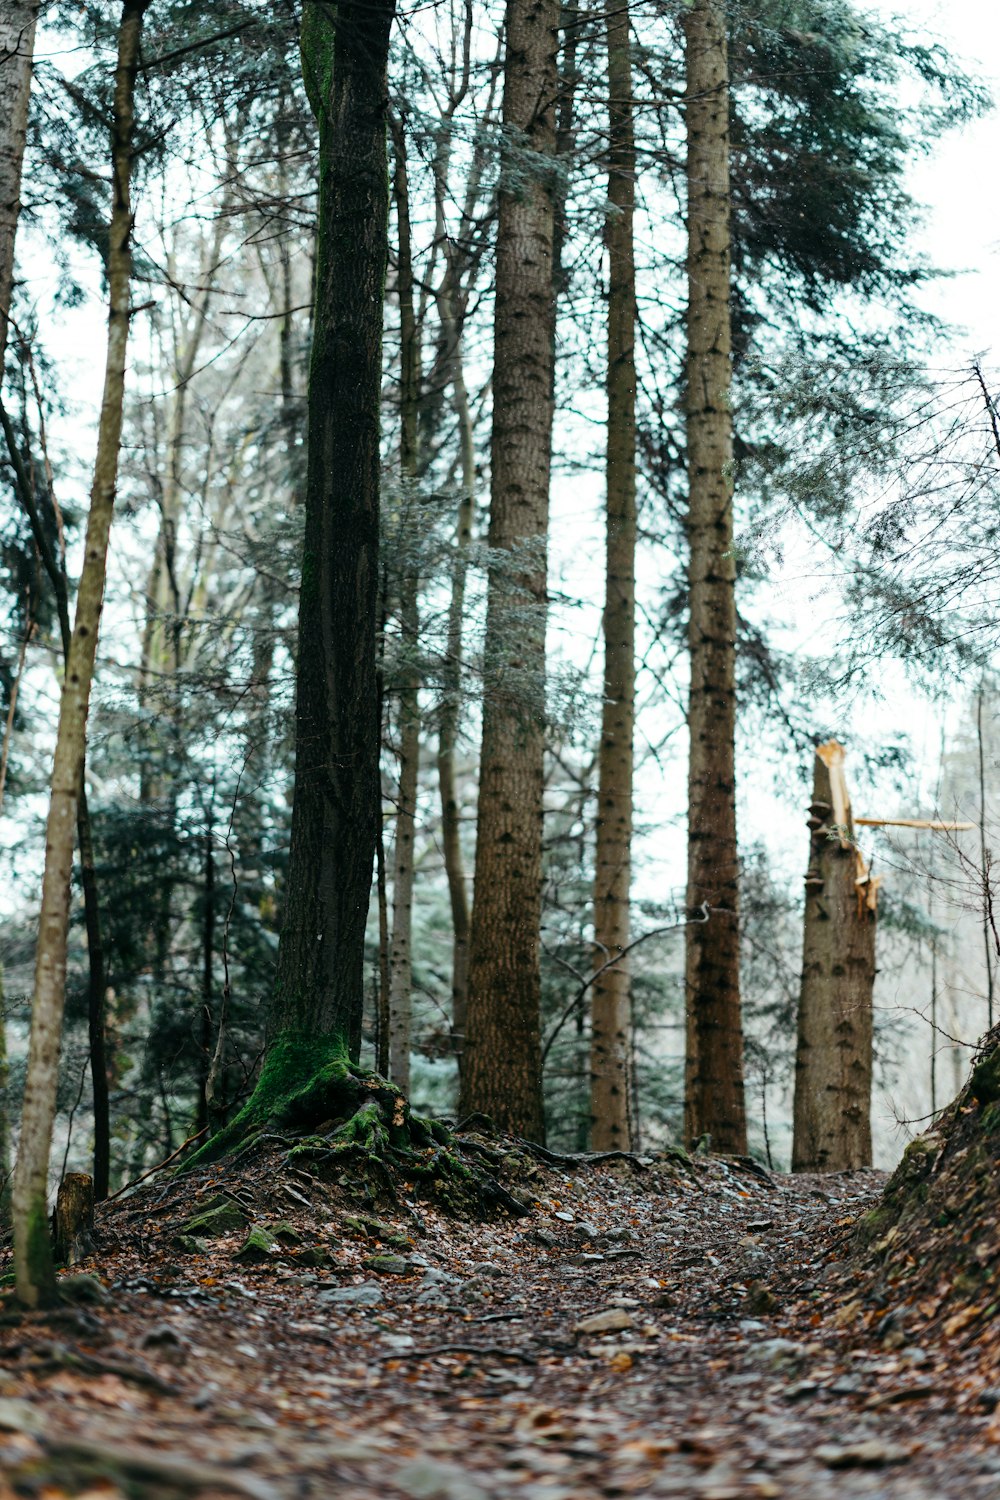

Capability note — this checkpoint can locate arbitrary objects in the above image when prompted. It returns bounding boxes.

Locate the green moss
[182,1197,248,1237]
[971,1047,1000,1106]
[186,1031,351,1166]
[300,3,336,122]
[18,1194,56,1309]
[233,1225,278,1263]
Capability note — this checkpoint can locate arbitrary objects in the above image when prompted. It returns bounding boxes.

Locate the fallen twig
[28,1340,178,1395]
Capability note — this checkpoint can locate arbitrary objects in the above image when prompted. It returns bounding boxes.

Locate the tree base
[184,1032,527,1217]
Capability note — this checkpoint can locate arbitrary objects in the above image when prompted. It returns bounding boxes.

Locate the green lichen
[18,1194,56,1309]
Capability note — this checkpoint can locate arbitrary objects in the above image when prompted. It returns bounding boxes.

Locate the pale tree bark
[683,0,747,1155]
[387,121,420,1093]
[13,0,150,1308]
[436,331,473,1074]
[460,0,560,1142]
[590,0,637,1152]
[428,44,500,1078]
[0,400,112,1202]
[792,741,876,1171]
[0,0,39,381]
[0,0,40,1223]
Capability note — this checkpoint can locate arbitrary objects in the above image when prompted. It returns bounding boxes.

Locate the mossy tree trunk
[682,0,747,1156]
[459,0,560,1143]
[792,742,876,1171]
[590,0,637,1153]
[13,0,149,1309]
[268,0,394,1060]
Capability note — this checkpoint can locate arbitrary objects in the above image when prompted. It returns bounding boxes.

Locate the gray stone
[317,1281,384,1307]
[570,1222,600,1242]
[747,1338,812,1373]
[365,1253,410,1275]
[181,1197,248,1238]
[575,1308,635,1335]
[233,1225,279,1262]
[395,1458,490,1500]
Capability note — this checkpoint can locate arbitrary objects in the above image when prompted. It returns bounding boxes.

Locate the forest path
[1,1151,998,1498]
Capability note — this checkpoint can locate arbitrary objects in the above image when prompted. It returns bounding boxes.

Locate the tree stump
[52,1173,95,1266]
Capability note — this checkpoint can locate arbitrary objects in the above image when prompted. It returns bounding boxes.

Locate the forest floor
[1,1139,999,1499]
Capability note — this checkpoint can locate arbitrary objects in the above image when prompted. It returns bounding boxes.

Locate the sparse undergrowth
[844,1025,1000,1350]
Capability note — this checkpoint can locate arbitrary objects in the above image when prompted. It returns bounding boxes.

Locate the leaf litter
[1,1131,998,1499]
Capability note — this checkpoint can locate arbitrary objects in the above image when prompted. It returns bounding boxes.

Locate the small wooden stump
[53,1172,95,1266]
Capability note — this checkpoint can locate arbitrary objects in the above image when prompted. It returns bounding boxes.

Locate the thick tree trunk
[590,0,637,1153]
[387,123,420,1094]
[0,0,38,381]
[459,0,560,1143]
[12,0,149,1309]
[792,741,876,1171]
[682,0,747,1155]
[270,0,394,1055]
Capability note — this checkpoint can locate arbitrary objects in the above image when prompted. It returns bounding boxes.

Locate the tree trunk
[0,0,40,1223]
[459,0,560,1143]
[682,0,747,1156]
[435,269,474,1082]
[387,121,420,1094]
[0,0,38,381]
[12,0,149,1310]
[590,0,637,1153]
[196,821,215,1137]
[79,787,110,1201]
[269,0,394,1057]
[792,741,876,1171]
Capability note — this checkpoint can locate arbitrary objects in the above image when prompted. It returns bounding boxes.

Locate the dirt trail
[1,1149,998,1498]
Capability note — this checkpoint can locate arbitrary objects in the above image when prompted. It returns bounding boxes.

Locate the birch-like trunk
[0,0,39,381]
[13,0,149,1308]
[792,742,876,1171]
[590,0,637,1152]
[683,0,747,1155]
[460,0,560,1142]
[388,123,420,1093]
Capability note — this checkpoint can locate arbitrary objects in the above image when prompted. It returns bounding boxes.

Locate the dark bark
[196,823,215,1137]
[682,0,748,1155]
[459,0,560,1143]
[271,0,395,1053]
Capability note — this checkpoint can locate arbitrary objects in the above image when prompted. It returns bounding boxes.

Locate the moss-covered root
[186,1030,448,1168]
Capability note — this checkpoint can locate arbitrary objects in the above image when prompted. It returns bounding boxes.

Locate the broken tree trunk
[792,741,877,1172]
[53,1173,95,1266]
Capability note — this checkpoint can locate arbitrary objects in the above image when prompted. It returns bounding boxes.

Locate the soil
[1,1137,999,1499]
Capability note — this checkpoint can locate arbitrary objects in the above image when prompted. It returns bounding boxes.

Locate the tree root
[183,1032,531,1218]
